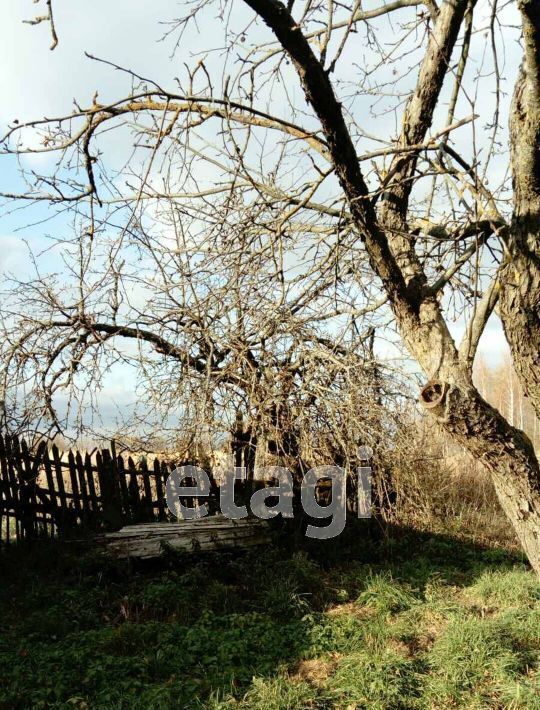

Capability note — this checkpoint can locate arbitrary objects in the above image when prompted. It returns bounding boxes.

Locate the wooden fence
[0,433,246,543]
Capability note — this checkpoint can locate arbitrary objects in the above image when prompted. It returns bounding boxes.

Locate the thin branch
[458,276,500,365]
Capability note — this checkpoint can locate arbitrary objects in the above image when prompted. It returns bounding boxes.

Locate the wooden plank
[51,444,68,511]
[116,454,131,522]
[127,456,142,519]
[36,443,61,538]
[12,436,34,539]
[67,450,82,520]
[75,452,91,525]
[84,453,99,513]
[28,440,46,480]
[19,437,34,480]
[96,450,123,530]
[5,438,19,506]
[42,447,57,509]
[139,457,154,521]
[23,439,63,537]
[154,458,166,520]
[51,443,81,535]
[15,436,31,537]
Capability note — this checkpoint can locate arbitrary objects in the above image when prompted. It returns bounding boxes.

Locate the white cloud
[0,234,30,272]
[0,1,231,126]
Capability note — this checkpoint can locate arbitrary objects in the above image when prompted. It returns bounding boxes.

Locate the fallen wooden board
[97,515,270,559]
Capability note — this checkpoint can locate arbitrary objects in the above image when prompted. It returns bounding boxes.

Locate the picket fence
[0,433,251,543]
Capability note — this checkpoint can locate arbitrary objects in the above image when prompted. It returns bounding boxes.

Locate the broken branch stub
[419,380,449,410]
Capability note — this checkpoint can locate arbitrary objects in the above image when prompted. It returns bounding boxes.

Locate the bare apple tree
[1,0,540,570]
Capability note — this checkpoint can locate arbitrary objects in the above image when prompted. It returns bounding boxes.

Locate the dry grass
[386,418,520,550]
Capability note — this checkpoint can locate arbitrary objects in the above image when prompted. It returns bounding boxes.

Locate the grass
[1,526,539,709]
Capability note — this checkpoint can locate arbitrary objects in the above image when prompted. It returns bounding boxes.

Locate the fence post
[96,449,124,531]
[13,436,35,539]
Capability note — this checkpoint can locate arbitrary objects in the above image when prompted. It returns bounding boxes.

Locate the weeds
[0,531,539,708]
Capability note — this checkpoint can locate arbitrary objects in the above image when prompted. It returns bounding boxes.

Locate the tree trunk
[501,3,540,419]
[243,0,540,575]
[500,250,540,420]
[420,380,540,575]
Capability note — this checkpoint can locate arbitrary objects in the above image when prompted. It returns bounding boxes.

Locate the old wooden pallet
[96,515,270,559]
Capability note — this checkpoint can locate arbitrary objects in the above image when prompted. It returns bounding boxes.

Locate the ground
[1,525,539,709]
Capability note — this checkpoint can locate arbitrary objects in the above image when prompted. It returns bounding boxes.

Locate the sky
[0,1,228,430]
[0,1,519,433]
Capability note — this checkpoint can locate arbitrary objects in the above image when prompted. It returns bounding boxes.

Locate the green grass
[1,528,539,709]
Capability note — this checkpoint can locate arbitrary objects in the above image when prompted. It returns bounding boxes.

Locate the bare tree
[1,0,540,571]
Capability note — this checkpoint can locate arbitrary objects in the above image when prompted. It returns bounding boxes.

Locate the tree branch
[458,276,500,366]
[242,0,411,310]
[380,0,473,221]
